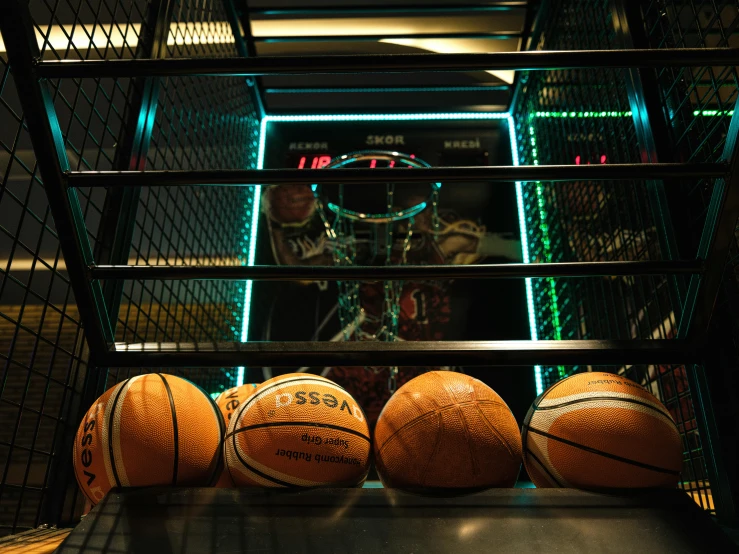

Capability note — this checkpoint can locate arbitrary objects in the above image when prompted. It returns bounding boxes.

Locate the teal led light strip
[266,113,509,122]
[266,86,510,94]
[237,117,268,386]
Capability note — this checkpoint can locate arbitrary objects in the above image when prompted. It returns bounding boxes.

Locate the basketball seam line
[420,410,444,489]
[525,449,565,487]
[232,377,346,425]
[203,382,226,486]
[534,395,674,424]
[157,374,179,486]
[226,421,370,442]
[474,402,516,459]
[376,399,510,454]
[523,425,681,476]
[231,430,292,487]
[457,404,479,479]
[107,382,126,489]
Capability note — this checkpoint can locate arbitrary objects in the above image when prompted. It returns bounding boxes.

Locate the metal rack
[3,8,737,366]
[0,0,738,535]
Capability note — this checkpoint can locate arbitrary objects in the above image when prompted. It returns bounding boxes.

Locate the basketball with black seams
[373,371,522,491]
[215,383,259,424]
[522,371,683,490]
[224,373,371,487]
[73,374,224,505]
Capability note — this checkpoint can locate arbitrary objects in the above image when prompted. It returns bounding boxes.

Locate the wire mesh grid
[637,0,739,517]
[0,0,258,535]
[640,1,738,249]
[0,0,149,535]
[117,0,258,349]
[512,0,714,513]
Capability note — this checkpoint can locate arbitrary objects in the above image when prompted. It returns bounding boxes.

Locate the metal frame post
[93,0,175,326]
[1,0,114,357]
[1,0,117,528]
[225,0,266,119]
[677,105,739,525]
[612,0,686,304]
[614,1,739,525]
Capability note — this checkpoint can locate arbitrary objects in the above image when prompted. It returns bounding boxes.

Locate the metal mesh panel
[637,0,739,518]
[640,0,739,350]
[0,0,258,535]
[512,0,713,513]
[0,0,148,535]
[117,0,258,346]
[641,0,738,251]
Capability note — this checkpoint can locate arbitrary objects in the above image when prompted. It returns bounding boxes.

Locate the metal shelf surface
[56,487,738,553]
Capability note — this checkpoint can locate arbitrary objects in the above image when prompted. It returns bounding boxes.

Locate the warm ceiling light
[380,38,516,84]
[251,14,522,38]
[0,22,234,54]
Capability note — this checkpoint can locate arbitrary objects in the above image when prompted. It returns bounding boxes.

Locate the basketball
[215,383,258,424]
[522,371,682,490]
[224,373,371,487]
[265,184,316,224]
[374,371,522,491]
[73,374,224,504]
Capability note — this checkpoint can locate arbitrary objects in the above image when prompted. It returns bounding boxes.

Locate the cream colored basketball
[224,373,371,487]
[522,372,682,490]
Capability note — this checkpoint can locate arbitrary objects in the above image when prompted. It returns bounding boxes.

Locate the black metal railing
[2,1,737,368]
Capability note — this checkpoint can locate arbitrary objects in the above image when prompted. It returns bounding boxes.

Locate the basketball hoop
[312,150,442,392]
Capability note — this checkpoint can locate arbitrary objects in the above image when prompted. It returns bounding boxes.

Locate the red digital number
[575,154,607,165]
[297,155,331,169]
[297,154,417,169]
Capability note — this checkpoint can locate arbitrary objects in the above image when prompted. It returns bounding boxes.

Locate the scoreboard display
[262,119,513,226]
[250,118,534,421]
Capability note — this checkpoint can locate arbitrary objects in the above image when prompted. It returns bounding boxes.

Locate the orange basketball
[73,374,224,504]
[522,371,682,490]
[224,373,371,487]
[215,383,258,424]
[212,383,257,489]
[374,371,522,491]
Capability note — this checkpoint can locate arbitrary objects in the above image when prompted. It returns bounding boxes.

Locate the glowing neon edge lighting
[237,110,721,390]
[236,117,268,386]
[693,109,735,116]
[238,111,534,392]
[507,115,544,396]
[266,113,509,122]
[533,111,632,118]
[266,86,509,94]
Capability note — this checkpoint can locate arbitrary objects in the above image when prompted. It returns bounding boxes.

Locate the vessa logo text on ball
[274,390,365,422]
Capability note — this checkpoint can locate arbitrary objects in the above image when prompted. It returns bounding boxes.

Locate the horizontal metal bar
[99,340,698,367]
[66,163,729,188]
[88,260,704,281]
[36,48,739,78]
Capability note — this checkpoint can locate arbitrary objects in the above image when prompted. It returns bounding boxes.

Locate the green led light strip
[534,111,632,118]
[693,110,734,116]
[526,118,565,382]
